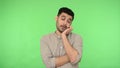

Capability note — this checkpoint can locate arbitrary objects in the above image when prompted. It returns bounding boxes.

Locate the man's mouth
[61,26,67,30]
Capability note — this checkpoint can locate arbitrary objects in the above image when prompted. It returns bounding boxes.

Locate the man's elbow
[43,57,55,68]
[70,54,82,64]
[70,57,76,63]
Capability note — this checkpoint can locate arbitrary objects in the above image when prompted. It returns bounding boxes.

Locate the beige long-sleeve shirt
[40,32,82,68]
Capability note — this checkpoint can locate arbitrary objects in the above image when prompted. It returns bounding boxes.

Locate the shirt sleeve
[71,35,82,65]
[40,36,55,68]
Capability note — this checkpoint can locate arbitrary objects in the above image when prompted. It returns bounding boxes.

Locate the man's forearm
[61,34,78,63]
[55,54,70,67]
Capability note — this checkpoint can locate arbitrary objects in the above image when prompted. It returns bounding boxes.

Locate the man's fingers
[67,24,70,28]
[69,26,72,30]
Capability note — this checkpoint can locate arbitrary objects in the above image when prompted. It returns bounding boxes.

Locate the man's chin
[58,30,64,33]
[57,28,65,33]
[59,31,64,33]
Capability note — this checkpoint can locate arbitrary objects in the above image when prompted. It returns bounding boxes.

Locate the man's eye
[61,18,65,20]
[67,20,71,23]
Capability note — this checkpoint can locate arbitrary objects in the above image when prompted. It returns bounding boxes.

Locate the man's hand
[61,25,79,64]
[62,26,72,35]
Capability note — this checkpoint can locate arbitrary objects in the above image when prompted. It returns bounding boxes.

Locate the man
[40,7,82,68]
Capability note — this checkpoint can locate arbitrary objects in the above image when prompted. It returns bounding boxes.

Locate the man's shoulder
[71,32,82,38]
[70,33,82,44]
[40,33,54,41]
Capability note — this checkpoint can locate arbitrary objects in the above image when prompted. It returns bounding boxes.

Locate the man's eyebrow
[61,15,72,21]
[61,15,66,17]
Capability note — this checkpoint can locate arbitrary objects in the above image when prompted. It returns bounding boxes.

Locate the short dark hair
[57,7,74,20]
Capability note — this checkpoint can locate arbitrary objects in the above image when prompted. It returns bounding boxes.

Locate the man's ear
[55,16,58,22]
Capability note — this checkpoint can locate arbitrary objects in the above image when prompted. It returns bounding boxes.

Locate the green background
[0,0,120,68]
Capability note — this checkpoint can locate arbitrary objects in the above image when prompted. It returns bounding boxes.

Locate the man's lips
[61,27,66,30]
[61,26,67,29]
[60,25,67,28]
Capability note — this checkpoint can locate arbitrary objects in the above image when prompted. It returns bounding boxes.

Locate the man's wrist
[61,33,67,39]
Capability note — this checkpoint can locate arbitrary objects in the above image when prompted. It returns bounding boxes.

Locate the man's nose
[63,20,67,25]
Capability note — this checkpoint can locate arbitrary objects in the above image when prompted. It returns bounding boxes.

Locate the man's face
[56,12,73,33]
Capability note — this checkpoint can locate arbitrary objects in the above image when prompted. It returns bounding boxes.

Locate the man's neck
[56,30,62,36]
[55,30,69,36]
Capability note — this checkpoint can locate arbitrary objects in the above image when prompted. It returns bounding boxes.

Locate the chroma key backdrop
[0,0,120,68]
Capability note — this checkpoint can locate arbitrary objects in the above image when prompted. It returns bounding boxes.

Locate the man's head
[56,7,74,33]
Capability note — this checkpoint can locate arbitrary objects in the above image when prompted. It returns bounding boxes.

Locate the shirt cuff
[51,58,56,68]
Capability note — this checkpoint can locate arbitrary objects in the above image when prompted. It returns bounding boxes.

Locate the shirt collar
[54,31,72,39]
